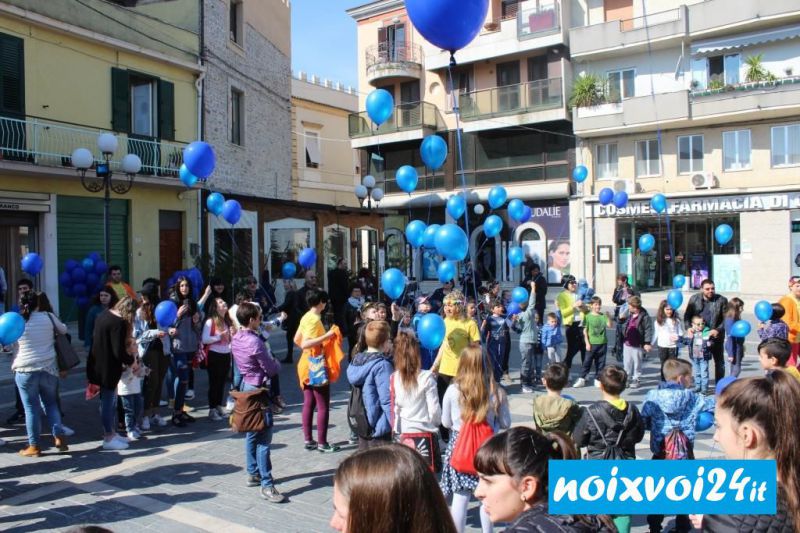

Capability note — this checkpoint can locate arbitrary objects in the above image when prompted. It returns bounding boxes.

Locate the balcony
[365,42,424,86]
[348,101,445,148]
[0,114,185,179]
[573,90,690,136]
[691,76,800,124]
[569,6,687,60]
[689,0,800,38]
[458,78,566,132]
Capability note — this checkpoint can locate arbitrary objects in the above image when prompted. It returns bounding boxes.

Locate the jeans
[692,357,710,392]
[486,339,504,382]
[231,357,243,391]
[519,341,536,386]
[15,371,63,446]
[143,345,169,410]
[206,351,231,409]
[622,345,643,381]
[100,387,118,435]
[729,350,744,378]
[564,323,585,371]
[242,383,274,488]
[581,343,607,380]
[120,393,143,432]
[171,352,191,412]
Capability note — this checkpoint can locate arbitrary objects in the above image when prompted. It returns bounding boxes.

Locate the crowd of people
[3,262,800,532]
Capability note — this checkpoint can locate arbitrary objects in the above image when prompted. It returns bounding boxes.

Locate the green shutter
[158,78,175,141]
[0,32,24,115]
[111,67,130,132]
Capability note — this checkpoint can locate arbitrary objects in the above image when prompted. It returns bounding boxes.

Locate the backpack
[586,405,632,460]
[663,427,694,460]
[347,384,373,439]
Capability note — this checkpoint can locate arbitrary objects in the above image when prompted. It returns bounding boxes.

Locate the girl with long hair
[202,297,234,421]
[441,343,510,533]
[331,443,456,533]
[135,283,170,429]
[653,299,684,380]
[84,285,119,351]
[168,275,201,427]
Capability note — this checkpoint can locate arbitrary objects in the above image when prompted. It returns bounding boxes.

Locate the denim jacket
[133,311,171,358]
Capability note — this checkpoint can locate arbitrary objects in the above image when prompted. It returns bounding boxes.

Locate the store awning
[691,24,800,56]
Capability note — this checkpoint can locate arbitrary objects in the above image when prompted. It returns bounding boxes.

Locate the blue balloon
[507,199,525,222]
[406,0,489,52]
[437,261,457,283]
[183,141,216,179]
[366,88,394,126]
[487,186,507,210]
[0,312,25,345]
[508,246,524,267]
[405,220,427,248]
[64,259,80,272]
[207,192,225,216]
[572,165,588,183]
[434,224,469,261]
[221,199,242,225]
[696,411,714,431]
[715,376,737,396]
[179,164,198,188]
[511,287,528,304]
[667,289,683,310]
[71,267,86,283]
[613,190,628,209]
[420,135,447,170]
[281,262,297,279]
[754,300,773,322]
[417,313,446,350]
[396,165,419,194]
[77,296,91,308]
[82,257,95,272]
[85,272,99,289]
[89,252,102,263]
[730,320,751,338]
[446,194,466,219]
[714,224,734,246]
[506,302,521,316]
[423,224,440,249]
[520,205,532,223]
[381,268,407,300]
[598,187,614,206]
[650,193,667,214]
[20,252,43,276]
[673,274,686,289]
[73,283,87,297]
[155,300,178,328]
[483,214,503,238]
[59,271,72,288]
[94,260,108,276]
[638,233,655,253]
[298,248,317,269]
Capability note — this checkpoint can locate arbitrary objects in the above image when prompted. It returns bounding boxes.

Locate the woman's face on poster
[549,242,570,270]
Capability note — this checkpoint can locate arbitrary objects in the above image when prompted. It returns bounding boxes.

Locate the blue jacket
[346,350,393,438]
[540,322,564,348]
[640,382,715,454]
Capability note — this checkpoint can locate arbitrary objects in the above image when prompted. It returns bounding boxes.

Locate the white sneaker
[216,406,227,417]
[150,414,168,427]
[209,409,222,421]
[159,400,169,407]
[630,379,640,389]
[594,379,602,388]
[225,398,235,414]
[103,438,129,451]
[521,386,534,394]
[127,429,142,441]
[573,378,586,388]
[140,417,151,431]
[185,389,195,400]
[61,425,75,436]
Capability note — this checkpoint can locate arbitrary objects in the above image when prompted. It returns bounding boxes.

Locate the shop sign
[0,200,50,213]
[593,191,800,217]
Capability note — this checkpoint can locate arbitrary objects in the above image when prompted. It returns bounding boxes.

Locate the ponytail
[546,431,579,461]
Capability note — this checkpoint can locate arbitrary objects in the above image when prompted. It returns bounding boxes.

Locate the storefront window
[356,227,378,274]
[214,228,253,282]
[385,231,410,276]
[323,224,349,271]
[268,227,310,279]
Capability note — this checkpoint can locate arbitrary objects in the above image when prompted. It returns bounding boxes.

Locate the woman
[612,274,637,362]
[691,371,800,531]
[134,283,170,429]
[84,285,119,351]
[278,279,299,364]
[202,297,233,421]
[231,302,285,503]
[331,444,456,533]
[441,343,510,533]
[168,275,201,427]
[198,277,226,317]
[474,427,615,532]
[12,291,69,456]
[779,276,800,367]
[87,296,137,450]
[547,240,570,285]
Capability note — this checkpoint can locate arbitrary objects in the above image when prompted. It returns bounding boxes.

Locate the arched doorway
[513,222,547,283]
[470,224,500,283]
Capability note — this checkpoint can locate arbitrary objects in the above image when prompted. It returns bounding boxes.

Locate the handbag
[307,354,328,386]
[450,419,494,476]
[229,387,270,433]
[48,313,79,371]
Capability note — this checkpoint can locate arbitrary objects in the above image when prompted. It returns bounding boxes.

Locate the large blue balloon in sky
[598,187,614,206]
[366,88,394,126]
[420,135,447,170]
[183,141,216,179]
[405,0,489,52]
[434,224,469,261]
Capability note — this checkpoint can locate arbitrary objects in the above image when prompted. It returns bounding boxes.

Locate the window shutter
[0,33,25,116]
[111,67,130,132]
[158,79,175,141]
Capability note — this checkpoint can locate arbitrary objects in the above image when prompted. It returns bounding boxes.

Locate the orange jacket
[296,325,344,387]
[780,295,800,344]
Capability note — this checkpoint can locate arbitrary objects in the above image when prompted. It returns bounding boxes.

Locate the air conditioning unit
[613,179,636,194]
[691,171,717,189]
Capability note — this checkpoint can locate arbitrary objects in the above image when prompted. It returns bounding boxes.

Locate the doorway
[159,211,183,295]
[0,212,38,310]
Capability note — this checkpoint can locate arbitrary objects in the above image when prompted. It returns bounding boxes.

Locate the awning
[691,24,800,56]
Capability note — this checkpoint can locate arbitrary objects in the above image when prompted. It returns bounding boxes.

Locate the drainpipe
[195,1,206,261]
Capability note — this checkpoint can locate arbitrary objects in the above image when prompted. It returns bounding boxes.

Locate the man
[684,278,728,382]
[779,276,800,367]
[555,275,587,373]
[245,276,274,316]
[106,265,137,300]
[327,258,350,330]
[279,270,319,364]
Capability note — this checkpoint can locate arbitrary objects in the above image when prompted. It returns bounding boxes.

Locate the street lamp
[354,174,384,209]
[71,133,141,263]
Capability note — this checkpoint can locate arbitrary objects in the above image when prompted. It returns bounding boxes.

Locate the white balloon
[473,204,485,215]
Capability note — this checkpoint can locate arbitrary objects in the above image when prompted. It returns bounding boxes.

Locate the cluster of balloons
[595,187,629,209]
[180,141,216,188]
[404,220,469,262]
[280,248,315,280]
[165,267,204,300]
[58,253,109,309]
[21,252,44,277]
[206,192,242,225]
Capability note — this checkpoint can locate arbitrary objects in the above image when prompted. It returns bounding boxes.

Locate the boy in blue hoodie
[540,312,564,364]
[346,320,393,450]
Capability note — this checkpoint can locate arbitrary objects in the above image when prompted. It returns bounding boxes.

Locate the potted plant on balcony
[569,73,604,109]
[745,54,777,85]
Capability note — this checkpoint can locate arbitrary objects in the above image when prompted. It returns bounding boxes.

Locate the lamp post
[71,133,141,263]
[354,174,384,210]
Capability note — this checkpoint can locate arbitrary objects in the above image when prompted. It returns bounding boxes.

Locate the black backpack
[586,405,633,460]
[347,385,373,439]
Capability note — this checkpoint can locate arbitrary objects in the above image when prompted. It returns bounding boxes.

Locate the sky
[291,0,364,90]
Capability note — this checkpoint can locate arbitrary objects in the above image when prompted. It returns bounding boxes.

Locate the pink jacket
[231,329,279,387]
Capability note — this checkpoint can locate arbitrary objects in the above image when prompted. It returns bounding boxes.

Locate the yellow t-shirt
[785,366,800,383]
[438,317,480,377]
[297,311,325,350]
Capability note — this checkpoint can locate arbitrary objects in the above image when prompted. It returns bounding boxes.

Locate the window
[771,124,800,167]
[130,77,157,137]
[111,68,174,141]
[0,33,24,116]
[596,143,618,179]
[231,88,243,145]
[230,0,243,45]
[501,0,520,19]
[635,139,660,177]
[722,130,751,171]
[708,53,740,86]
[607,69,635,102]
[678,135,704,174]
[305,130,320,168]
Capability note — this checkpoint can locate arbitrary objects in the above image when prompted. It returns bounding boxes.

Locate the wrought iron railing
[458,78,563,120]
[348,101,445,138]
[365,41,424,71]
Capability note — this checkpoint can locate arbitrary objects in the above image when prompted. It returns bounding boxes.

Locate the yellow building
[0,0,202,317]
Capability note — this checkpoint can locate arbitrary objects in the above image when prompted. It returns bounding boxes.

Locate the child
[118,336,147,441]
[540,312,564,364]
[686,315,713,393]
[617,295,653,389]
[346,320,394,449]
[465,298,479,328]
[412,296,436,370]
[511,289,539,392]
[757,303,789,341]
[641,358,715,533]
[652,299,684,380]
[481,299,510,383]
[500,289,511,309]
[575,296,612,388]
[723,298,746,377]
[344,285,364,355]
[533,363,581,434]
[758,337,800,382]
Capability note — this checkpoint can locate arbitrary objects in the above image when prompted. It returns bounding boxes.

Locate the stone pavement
[0,303,767,533]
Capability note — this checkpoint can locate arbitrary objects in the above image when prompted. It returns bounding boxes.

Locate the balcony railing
[0,115,185,177]
[348,101,444,138]
[365,42,424,71]
[382,174,444,194]
[458,78,563,121]
[517,2,560,39]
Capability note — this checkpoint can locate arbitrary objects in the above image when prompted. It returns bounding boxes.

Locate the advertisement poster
[689,252,709,289]
[618,247,633,285]
[422,248,442,281]
[519,201,571,285]
[713,255,741,293]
